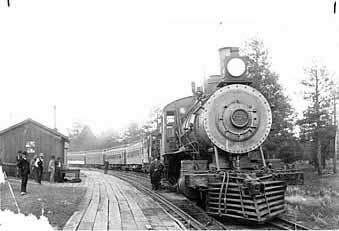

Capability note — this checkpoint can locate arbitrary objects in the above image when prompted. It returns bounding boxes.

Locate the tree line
[67,37,338,175]
[67,107,161,151]
[242,38,338,175]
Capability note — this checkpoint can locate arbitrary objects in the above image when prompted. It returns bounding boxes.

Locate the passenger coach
[66,134,159,172]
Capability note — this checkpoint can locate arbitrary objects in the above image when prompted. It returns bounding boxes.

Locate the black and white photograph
[0,0,338,230]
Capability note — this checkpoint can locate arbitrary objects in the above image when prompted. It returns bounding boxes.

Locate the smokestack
[218,47,239,77]
[53,105,57,130]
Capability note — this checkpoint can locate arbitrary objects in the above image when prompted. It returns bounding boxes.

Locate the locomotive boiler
[160,47,303,223]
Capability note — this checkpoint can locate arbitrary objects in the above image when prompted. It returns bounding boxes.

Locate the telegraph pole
[334,91,338,174]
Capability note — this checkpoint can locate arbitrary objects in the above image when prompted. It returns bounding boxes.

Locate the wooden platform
[63,170,182,230]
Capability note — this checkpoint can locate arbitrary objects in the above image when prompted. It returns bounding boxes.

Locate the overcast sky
[0,0,338,135]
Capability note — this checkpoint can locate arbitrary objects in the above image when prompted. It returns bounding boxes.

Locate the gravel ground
[0,178,86,229]
[284,167,339,230]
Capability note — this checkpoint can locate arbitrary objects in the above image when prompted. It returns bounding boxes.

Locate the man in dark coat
[16,150,22,177]
[55,157,63,182]
[149,156,163,190]
[17,151,30,195]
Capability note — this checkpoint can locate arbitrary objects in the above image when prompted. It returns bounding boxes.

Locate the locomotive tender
[160,47,303,223]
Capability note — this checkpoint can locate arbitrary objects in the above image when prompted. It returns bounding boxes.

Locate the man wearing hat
[15,150,22,178]
[48,155,55,183]
[17,151,30,195]
[35,153,44,184]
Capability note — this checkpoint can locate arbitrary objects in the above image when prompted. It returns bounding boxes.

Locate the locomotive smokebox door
[202,84,272,154]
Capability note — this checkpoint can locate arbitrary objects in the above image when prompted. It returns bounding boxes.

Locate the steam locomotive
[67,47,303,223]
[160,47,303,223]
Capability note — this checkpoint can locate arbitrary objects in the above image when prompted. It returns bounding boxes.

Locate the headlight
[227,58,246,77]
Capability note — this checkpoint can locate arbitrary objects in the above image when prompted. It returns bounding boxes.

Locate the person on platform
[268,162,273,169]
[30,154,38,182]
[17,151,30,195]
[55,157,63,182]
[104,160,109,174]
[149,156,163,191]
[15,150,22,178]
[48,155,56,183]
[35,153,44,184]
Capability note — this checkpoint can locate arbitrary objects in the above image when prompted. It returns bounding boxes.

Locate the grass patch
[284,167,339,229]
[0,179,86,229]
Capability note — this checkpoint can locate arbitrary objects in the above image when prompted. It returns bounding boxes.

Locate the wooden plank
[78,182,100,230]
[103,177,122,230]
[207,206,258,217]
[108,201,122,230]
[109,178,126,202]
[258,199,284,211]
[207,195,255,205]
[104,174,181,230]
[207,211,259,221]
[208,189,285,198]
[112,183,139,230]
[208,193,284,205]
[119,201,138,230]
[104,176,118,204]
[258,204,285,216]
[121,186,152,230]
[208,201,257,211]
[62,211,82,231]
[63,181,94,230]
[93,182,108,230]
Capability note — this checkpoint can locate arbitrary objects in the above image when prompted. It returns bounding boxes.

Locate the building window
[25,141,35,154]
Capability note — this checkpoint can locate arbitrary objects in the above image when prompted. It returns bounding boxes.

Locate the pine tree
[329,83,339,173]
[297,62,333,175]
[67,122,98,151]
[242,37,296,160]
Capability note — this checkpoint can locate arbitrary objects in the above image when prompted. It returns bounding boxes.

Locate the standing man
[15,150,22,178]
[55,157,63,182]
[35,153,44,184]
[30,154,38,182]
[17,151,30,195]
[48,155,55,183]
[104,160,109,174]
[149,156,163,191]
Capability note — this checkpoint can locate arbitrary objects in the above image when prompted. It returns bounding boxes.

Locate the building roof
[0,118,69,142]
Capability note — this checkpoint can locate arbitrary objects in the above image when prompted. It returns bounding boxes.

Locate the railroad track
[104,169,310,230]
[110,171,229,230]
[268,217,310,230]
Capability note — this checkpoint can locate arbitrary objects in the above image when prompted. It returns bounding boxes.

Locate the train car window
[166,111,176,138]
[167,116,175,124]
[166,111,175,124]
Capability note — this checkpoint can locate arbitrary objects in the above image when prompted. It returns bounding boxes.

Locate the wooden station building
[0,118,69,179]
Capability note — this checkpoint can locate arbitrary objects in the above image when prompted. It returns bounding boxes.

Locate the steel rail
[110,170,232,230]
[268,217,310,230]
[111,170,312,230]
[112,172,211,230]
